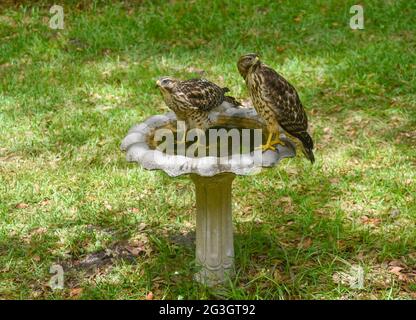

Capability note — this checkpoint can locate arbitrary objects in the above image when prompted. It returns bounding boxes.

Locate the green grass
[0,0,415,299]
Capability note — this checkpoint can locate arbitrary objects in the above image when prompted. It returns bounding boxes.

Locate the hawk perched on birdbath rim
[237,53,315,163]
[156,77,240,132]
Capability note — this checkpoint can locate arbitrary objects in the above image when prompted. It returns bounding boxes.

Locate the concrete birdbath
[120,107,296,286]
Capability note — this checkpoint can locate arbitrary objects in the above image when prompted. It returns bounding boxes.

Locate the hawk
[237,53,315,163]
[156,77,240,131]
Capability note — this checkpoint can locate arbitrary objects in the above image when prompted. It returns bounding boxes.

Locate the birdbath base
[191,173,235,286]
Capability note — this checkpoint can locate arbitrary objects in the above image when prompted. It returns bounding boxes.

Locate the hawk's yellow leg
[257,131,285,151]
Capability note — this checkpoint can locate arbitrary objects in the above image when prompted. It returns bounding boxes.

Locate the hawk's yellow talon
[255,143,276,151]
[257,132,284,151]
[270,138,285,147]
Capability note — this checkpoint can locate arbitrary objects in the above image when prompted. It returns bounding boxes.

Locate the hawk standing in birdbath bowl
[237,53,315,162]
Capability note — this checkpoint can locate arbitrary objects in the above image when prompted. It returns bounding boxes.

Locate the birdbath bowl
[121,107,296,286]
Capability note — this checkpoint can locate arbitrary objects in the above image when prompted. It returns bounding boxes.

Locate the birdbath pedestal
[121,108,296,286]
[191,172,235,284]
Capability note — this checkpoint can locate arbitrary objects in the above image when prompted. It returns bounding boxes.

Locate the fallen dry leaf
[138,222,147,231]
[275,196,294,214]
[310,108,319,115]
[323,127,331,134]
[186,66,205,75]
[16,203,29,209]
[31,227,47,236]
[32,290,43,298]
[361,216,381,225]
[0,16,17,27]
[294,15,302,23]
[126,233,151,257]
[298,237,313,249]
[145,291,154,300]
[330,177,340,185]
[40,199,51,206]
[389,266,403,276]
[388,260,404,267]
[69,287,83,297]
[126,245,144,256]
[390,208,400,218]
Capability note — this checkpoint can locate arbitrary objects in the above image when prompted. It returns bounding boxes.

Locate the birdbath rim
[120,107,296,177]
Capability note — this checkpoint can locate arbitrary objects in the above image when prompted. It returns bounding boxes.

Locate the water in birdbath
[146,118,269,158]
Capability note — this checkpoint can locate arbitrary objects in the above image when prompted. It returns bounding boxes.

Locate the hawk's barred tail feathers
[221,87,241,107]
[223,95,242,107]
[291,131,315,164]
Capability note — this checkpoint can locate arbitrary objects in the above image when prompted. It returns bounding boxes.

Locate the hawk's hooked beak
[254,56,260,63]
[155,79,161,88]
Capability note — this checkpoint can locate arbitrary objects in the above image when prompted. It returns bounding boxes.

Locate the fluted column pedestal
[190,173,235,286]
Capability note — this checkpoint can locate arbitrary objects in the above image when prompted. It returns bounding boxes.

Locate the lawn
[0,0,415,299]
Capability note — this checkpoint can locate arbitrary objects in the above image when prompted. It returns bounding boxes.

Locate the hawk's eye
[162,79,170,85]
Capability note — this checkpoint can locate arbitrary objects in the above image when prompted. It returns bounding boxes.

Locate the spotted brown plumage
[237,53,315,163]
[156,77,240,131]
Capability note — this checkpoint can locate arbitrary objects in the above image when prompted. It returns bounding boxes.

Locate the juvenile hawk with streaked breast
[237,53,315,163]
[156,77,240,131]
